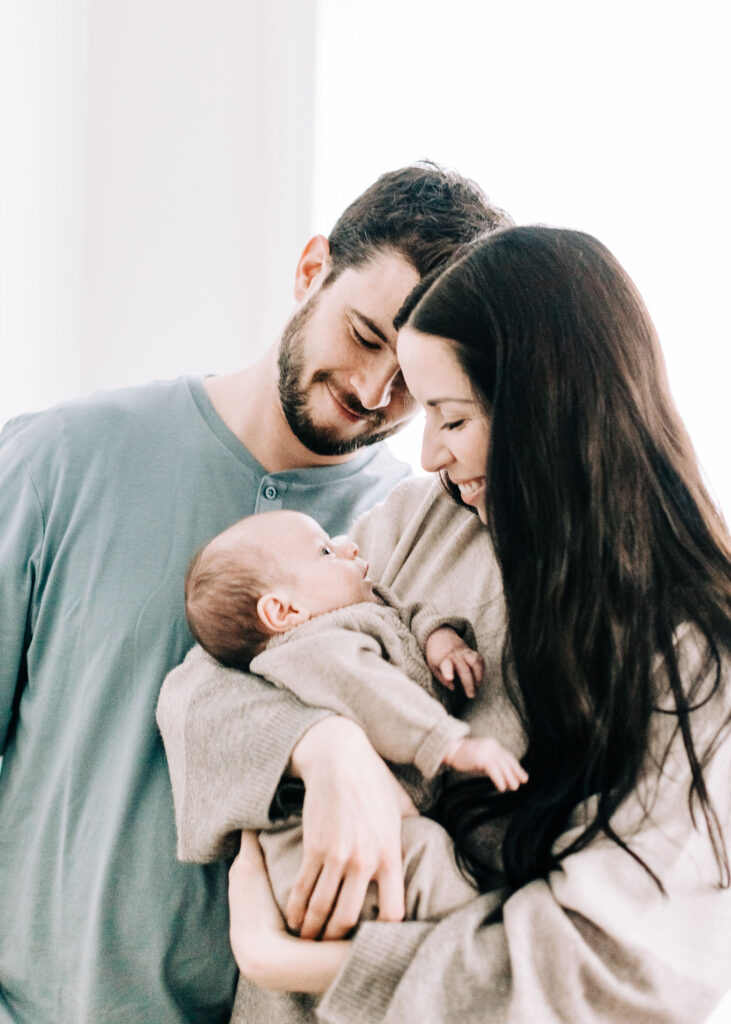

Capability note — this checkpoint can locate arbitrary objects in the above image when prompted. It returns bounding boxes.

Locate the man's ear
[256,592,309,634]
[293,235,331,302]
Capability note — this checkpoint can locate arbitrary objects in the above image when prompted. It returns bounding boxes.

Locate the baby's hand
[444,736,528,792]
[425,626,484,698]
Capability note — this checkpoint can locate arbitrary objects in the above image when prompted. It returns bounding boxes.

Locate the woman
[228,227,731,1023]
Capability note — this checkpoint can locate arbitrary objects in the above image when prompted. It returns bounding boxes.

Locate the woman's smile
[453,477,486,504]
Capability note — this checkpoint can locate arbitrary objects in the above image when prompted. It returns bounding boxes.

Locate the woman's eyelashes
[443,419,465,431]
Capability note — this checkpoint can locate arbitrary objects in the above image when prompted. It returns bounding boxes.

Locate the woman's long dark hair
[409,227,731,892]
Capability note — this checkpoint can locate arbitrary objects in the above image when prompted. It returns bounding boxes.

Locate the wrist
[237,930,351,994]
[442,736,464,767]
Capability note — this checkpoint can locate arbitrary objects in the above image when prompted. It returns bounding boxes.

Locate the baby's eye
[320,545,333,557]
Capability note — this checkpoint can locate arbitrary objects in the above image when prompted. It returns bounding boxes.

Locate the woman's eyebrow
[426,396,477,407]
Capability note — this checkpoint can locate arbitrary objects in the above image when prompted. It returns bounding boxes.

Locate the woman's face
[397,326,490,523]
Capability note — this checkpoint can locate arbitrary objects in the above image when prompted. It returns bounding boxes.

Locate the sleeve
[395,597,477,654]
[251,627,469,780]
[317,642,731,1024]
[0,421,45,754]
[156,644,332,862]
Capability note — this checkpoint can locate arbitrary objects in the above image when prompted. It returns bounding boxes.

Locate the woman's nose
[421,428,450,474]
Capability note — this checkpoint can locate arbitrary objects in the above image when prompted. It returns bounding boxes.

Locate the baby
[182,509,527,925]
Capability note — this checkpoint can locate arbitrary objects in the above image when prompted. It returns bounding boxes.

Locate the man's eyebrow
[349,308,390,345]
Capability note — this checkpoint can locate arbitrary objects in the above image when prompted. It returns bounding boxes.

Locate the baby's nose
[332,536,359,559]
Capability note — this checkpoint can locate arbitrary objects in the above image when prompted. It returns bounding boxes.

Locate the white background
[0,0,317,420]
[313,1,730,515]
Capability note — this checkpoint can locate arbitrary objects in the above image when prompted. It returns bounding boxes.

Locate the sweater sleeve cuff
[230,695,332,825]
[413,715,470,779]
[411,612,477,654]
[317,921,431,1024]
[180,680,332,860]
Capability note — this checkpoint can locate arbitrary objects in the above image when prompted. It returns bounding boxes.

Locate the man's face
[277,251,420,456]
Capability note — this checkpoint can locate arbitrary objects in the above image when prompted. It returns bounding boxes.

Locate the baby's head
[185,510,374,669]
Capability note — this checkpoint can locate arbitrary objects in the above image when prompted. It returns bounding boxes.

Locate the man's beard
[277,299,403,457]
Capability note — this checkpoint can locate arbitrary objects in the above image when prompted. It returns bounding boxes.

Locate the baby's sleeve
[251,626,468,780]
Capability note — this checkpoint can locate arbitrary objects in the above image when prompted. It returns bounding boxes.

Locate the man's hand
[287,716,416,940]
[426,626,484,698]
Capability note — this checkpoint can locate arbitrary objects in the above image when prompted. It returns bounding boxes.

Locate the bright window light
[313,0,731,514]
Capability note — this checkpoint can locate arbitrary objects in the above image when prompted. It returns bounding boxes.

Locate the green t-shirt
[0,376,409,1023]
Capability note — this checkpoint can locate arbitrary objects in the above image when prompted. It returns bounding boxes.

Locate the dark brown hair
[326,161,512,283]
[410,226,731,892]
[185,536,272,670]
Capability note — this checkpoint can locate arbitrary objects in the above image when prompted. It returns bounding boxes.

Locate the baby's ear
[256,592,309,633]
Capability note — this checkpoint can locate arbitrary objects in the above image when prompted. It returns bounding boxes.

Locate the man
[0,163,511,1023]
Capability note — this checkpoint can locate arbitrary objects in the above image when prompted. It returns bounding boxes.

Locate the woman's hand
[228,831,287,985]
[229,831,350,994]
[288,716,415,940]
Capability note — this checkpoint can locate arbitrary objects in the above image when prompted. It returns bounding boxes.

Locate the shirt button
[263,484,278,500]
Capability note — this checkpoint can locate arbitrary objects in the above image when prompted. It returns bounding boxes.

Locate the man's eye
[352,328,381,352]
[444,419,465,431]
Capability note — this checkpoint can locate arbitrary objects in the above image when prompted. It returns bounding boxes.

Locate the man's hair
[326,161,512,282]
[185,540,272,670]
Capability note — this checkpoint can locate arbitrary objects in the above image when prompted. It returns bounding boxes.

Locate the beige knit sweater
[251,592,472,807]
[157,476,731,1024]
[252,593,479,930]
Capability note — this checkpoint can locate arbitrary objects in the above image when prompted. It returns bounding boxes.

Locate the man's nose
[350,363,400,411]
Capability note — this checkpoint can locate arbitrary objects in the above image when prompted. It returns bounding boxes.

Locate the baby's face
[256,511,375,617]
